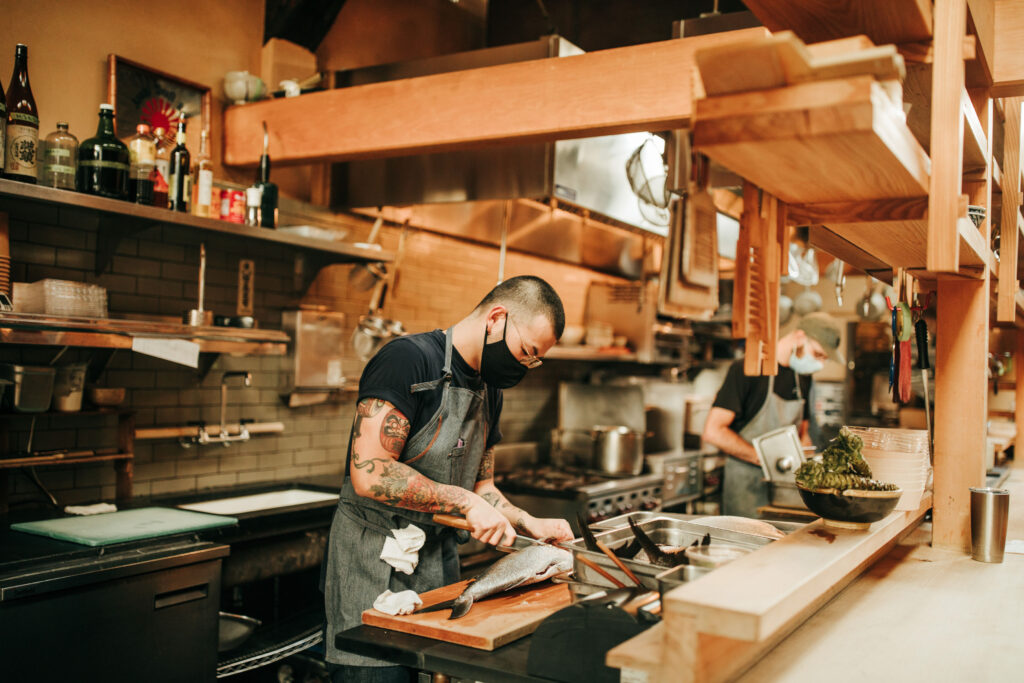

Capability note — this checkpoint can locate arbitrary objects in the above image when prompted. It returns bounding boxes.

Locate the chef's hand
[519,516,574,543]
[465,495,517,547]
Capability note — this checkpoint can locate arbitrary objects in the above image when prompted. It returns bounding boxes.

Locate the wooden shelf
[741,0,933,46]
[544,346,638,363]
[0,312,289,355]
[0,451,131,468]
[0,178,395,265]
[694,76,931,205]
[962,88,988,172]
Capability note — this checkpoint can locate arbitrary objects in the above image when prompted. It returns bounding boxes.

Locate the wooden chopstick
[574,552,626,588]
[595,540,645,587]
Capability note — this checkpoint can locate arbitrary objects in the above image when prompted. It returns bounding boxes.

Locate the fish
[627,518,710,568]
[576,513,642,559]
[419,544,574,620]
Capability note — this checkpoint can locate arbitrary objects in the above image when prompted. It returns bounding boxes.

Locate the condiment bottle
[40,122,78,190]
[168,119,191,212]
[126,123,156,204]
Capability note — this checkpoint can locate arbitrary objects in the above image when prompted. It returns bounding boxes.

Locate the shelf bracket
[196,352,221,381]
[95,215,156,275]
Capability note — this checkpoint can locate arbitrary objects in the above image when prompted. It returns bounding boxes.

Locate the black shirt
[358,329,503,450]
[711,359,812,435]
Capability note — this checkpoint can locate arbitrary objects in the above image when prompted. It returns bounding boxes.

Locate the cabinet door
[0,559,221,683]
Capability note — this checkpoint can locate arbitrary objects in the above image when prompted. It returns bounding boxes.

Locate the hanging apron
[323,328,491,667]
[722,373,805,518]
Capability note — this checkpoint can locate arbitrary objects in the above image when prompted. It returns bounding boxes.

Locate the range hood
[327,37,674,278]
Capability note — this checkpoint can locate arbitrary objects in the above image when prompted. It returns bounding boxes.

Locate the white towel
[372,589,423,616]
[63,503,118,516]
[379,524,427,575]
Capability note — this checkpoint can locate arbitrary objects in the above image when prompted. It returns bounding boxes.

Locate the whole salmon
[448,544,573,619]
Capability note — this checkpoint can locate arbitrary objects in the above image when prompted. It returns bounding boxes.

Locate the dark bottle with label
[256,122,278,228]
[0,73,6,174]
[4,44,39,183]
[77,104,129,199]
[168,119,191,212]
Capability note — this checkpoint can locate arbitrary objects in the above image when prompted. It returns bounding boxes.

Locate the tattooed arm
[348,398,515,546]
[474,451,574,542]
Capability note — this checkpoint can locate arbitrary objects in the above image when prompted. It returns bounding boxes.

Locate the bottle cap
[99,103,114,112]
[57,122,69,129]
[246,187,263,205]
[137,123,151,134]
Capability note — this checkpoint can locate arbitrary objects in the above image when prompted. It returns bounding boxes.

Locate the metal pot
[590,425,645,476]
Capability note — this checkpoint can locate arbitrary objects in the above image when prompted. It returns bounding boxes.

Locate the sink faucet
[219,371,253,443]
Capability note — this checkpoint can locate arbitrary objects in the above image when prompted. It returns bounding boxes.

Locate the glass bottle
[0,73,6,174]
[168,119,191,212]
[77,104,129,199]
[192,130,213,217]
[4,44,39,183]
[126,123,156,204]
[255,123,278,228]
[40,122,78,190]
[152,126,171,208]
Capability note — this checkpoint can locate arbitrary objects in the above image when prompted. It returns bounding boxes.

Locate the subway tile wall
[0,197,641,509]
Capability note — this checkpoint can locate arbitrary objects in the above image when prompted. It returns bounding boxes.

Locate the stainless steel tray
[595,511,805,536]
[568,518,771,590]
[654,564,709,598]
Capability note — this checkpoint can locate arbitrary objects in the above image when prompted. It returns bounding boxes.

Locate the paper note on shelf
[131,337,200,368]
[1004,539,1024,555]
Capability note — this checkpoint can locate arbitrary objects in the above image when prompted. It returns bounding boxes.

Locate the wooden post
[997,98,1022,322]
[927,0,967,273]
[1016,332,1024,471]
[933,278,989,551]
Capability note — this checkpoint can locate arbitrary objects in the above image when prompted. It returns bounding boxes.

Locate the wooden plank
[788,197,929,224]
[742,0,933,45]
[223,29,769,167]
[998,98,1022,322]
[807,226,891,274]
[361,580,572,651]
[962,87,989,171]
[992,0,1024,96]
[1016,331,1024,470]
[135,421,285,441]
[927,0,968,273]
[934,278,989,552]
[966,0,995,86]
[695,77,931,205]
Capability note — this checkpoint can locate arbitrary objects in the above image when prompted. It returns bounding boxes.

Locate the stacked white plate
[846,427,931,511]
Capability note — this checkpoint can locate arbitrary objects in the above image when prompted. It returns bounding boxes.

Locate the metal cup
[969,487,1010,563]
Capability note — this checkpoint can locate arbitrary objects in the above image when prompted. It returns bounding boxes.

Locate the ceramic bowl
[86,385,126,407]
[797,485,903,530]
[560,324,585,346]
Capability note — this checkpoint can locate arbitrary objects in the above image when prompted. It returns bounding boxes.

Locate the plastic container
[684,544,752,569]
[1,364,57,413]
[52,363,88,412]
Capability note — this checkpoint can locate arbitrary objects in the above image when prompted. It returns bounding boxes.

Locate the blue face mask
[789,348,824,375]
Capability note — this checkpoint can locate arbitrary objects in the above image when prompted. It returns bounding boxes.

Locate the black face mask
[480,317,528,389]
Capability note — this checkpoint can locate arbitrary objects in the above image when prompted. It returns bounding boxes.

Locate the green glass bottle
[77,104,129,199]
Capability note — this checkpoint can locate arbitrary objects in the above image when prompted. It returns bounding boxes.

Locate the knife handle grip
[915,319,930,370]
[432,513,474,531]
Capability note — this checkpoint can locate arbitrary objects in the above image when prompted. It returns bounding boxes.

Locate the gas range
[495,466,664,531]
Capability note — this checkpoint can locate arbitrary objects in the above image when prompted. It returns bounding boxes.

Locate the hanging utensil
[348,211,386,292]
[915,317,933,454]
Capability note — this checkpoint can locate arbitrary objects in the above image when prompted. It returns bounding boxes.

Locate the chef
[323,275,574,683]
[702,313,843,518]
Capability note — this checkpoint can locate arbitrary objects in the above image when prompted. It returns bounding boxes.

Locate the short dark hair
[474,275,565,339]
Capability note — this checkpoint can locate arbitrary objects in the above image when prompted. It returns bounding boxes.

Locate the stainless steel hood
[329,36,672,278]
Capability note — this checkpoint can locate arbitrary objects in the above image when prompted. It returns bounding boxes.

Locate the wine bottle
[0,73,6,174]
[193,129,213,217]
[77,104,129,199]
[4,44,39,183]
[40,122,78,190]
[152,126,171,208]
[168,119,191,212]
[126,123,156,204]
[256,121,278,228]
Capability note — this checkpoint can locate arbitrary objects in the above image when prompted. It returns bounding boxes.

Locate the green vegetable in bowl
[795,428,899,492]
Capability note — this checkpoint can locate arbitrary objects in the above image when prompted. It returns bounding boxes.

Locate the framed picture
[106,54,211,146]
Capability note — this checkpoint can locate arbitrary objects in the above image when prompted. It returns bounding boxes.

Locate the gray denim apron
[324,328,490,667]
[722,373,805,518]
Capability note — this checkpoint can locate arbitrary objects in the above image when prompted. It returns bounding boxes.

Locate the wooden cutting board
[362,580,572,650]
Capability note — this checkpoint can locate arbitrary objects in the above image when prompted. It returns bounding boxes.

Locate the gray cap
[797,312,845,364]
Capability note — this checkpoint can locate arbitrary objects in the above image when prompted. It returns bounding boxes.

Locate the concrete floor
[739,468,1024,682]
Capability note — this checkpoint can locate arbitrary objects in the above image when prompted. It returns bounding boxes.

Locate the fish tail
[629,518,669,563]
[448,594,474,620]
[577,513,600,551]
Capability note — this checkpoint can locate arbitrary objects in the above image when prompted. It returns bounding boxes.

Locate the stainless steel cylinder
[969,487,1010,563]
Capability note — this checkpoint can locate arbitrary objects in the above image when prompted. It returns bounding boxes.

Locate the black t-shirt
[711,359,812,435]
[357,329,503,450]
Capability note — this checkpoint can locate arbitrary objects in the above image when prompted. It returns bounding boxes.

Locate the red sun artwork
[139,97,182,137]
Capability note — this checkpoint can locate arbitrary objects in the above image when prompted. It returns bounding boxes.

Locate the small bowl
[797,485,903,530]
[560,324,585,346]
[87,385,126,407]
[684,544,752,569]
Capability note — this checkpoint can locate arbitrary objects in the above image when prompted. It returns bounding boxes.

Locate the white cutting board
[11,507,237,546]
[178,489,338,515]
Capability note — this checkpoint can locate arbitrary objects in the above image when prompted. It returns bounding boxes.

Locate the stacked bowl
[846,427,931,511]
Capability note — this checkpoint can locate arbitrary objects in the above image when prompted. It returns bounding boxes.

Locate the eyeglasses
[505,315,543,368]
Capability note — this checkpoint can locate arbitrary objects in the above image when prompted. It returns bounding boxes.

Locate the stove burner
[495,466,612,492]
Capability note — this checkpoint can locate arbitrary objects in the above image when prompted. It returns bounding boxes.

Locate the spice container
[52,362,87,412]
[1,364,56,413]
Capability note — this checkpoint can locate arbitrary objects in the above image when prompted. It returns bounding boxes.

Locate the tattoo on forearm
[476,447,495,481]
[353,398,388,439]
[380,410,411,454]
[513,516,528,534]
[368,459,470,514]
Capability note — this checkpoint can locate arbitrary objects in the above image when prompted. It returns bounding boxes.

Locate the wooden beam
[807,225,891,274]
[998,98,1022,322]
[741,0,933,45]
[1016,330,1024,471]
[788,197,929,225]
[223,28,768,167]
[927,0,967,273]
[966,0,994,86]
[934,278,989,552]
[992,0,1024,96]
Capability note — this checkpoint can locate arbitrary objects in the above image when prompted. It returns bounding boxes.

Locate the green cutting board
[11,507,237,546]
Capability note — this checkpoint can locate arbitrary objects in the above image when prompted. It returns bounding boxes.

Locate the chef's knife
[431,513,567,553]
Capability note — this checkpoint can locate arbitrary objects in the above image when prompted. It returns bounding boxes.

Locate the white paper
[131,337,200,368]
[1004,539,1024,555]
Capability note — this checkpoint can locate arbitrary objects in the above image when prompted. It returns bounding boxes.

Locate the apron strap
[410,327,456,394]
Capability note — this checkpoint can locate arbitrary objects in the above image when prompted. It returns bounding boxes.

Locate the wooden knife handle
[432,513,475,531]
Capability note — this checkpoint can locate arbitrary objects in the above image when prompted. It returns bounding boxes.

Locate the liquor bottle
[152,126,171,208]
[192,130,213,217]
[4,44,39,183]
[255,121,278,228]
[77,104,129,199]
[40,122,78,190]
[0,74,6,174]
[126,123,156,204]
[168,119,191,212]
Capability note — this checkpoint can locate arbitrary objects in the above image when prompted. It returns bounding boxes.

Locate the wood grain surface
[362,580,572,651]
